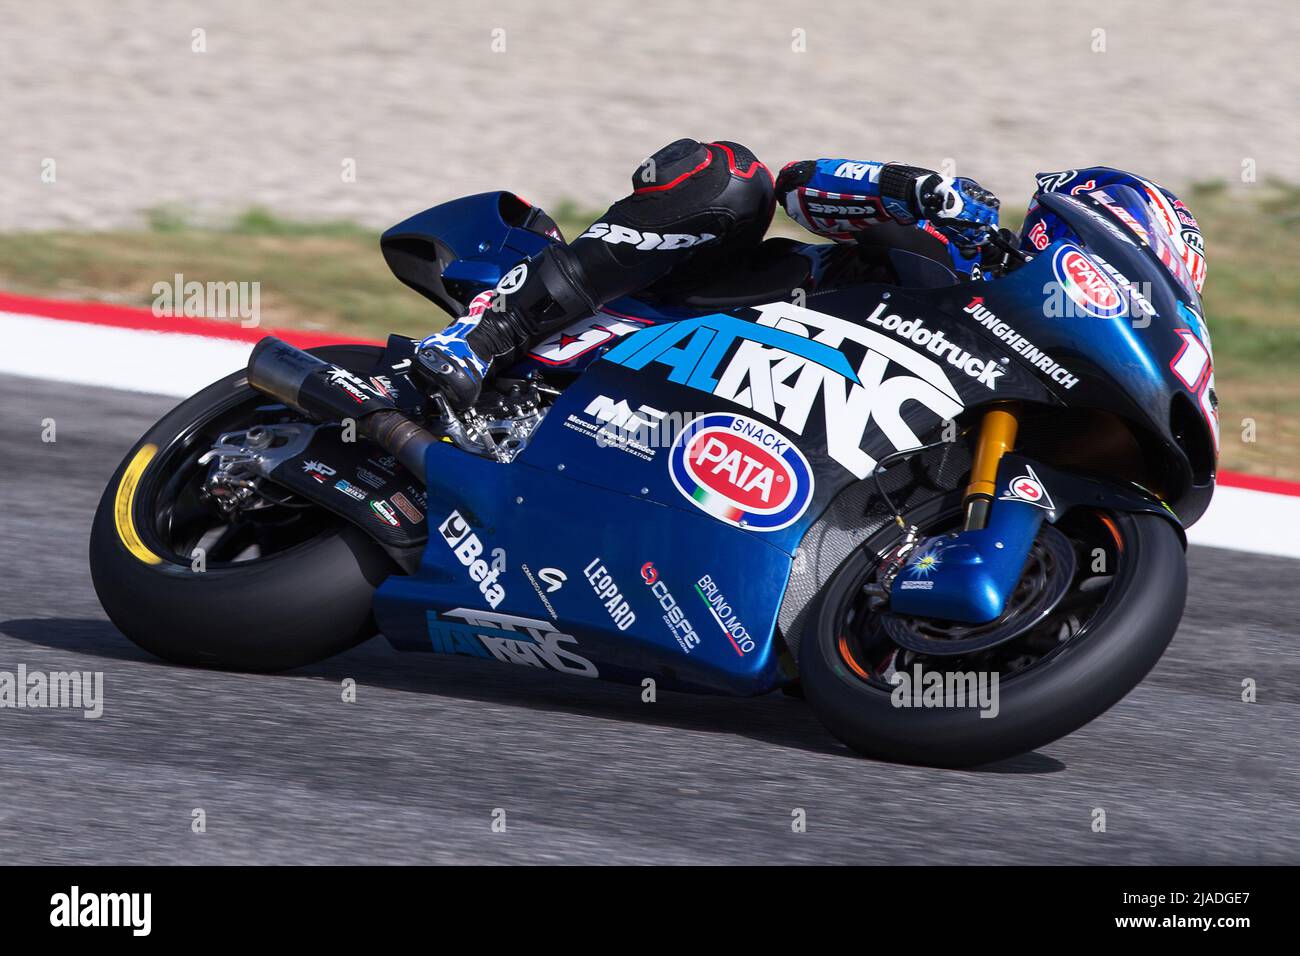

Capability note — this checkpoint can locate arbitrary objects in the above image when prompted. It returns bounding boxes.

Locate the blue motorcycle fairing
[371,282,1057,683]
[519,291,1055,555]
[968,190,1217,521]
[540,201,1218,539]
[372,434,795,696]
[890,496,1045,625]
[380,191,556,319]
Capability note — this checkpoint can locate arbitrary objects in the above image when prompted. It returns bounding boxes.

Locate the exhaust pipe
[247,336,436,477]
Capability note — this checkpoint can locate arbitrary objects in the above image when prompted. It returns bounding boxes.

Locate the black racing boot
[415,246,599,410]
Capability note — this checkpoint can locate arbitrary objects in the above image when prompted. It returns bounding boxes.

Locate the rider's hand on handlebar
[916,174,1001,234]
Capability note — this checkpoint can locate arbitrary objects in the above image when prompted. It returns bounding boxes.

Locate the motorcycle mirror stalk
[246,336,436,478]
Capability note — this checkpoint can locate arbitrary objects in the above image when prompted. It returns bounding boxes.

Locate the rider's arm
[776,159,1000,241]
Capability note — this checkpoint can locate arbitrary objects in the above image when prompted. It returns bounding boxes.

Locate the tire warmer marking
[114,443,161,564]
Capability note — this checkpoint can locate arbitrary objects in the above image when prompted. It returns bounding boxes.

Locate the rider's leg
[416,138,775,409]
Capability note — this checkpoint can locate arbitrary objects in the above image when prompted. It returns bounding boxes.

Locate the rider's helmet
[1019,166,1207,296]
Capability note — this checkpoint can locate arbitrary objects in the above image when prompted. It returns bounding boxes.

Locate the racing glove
[879,164,1000,236]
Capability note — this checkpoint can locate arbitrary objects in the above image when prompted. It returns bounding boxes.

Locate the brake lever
[983,226,1034,264]
[930,219,1033,267]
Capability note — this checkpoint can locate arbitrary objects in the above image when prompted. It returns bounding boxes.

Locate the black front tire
[800,511,1187,767]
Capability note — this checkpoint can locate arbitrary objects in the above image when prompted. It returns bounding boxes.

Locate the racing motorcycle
[90,170,1217,767]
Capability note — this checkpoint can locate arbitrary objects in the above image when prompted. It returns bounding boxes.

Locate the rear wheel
[800,497,1186,767]
[89,346,400,672]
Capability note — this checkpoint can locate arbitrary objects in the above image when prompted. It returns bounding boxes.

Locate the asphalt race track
[1,371,1296,865]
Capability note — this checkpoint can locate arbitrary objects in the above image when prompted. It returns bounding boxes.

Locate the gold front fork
[963,404,1020,530]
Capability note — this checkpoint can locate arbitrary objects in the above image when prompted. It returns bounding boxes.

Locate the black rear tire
[89,346,400,672]
[800,509,1186,767]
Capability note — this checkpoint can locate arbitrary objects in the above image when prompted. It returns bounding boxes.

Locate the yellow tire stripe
[113,443,162,565]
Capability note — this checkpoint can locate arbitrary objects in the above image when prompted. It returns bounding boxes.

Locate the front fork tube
[963,404,1020,531]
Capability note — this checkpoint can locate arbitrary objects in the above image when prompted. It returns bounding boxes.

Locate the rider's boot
[415,246,599,410]
[416,138,776,410]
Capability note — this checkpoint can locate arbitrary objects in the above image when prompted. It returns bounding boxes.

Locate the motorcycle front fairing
[976,189,1218,521]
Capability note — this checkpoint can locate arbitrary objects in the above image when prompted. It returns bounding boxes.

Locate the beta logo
[1052,244,1126,318]
[668,413,813,531]
[438,510,506,608]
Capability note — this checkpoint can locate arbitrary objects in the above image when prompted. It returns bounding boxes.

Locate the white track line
[1185,485,1300,559]
[0,312,255,397]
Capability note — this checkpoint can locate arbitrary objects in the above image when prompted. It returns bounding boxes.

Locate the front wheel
[89,345,400,672]
[800,503,1187,767]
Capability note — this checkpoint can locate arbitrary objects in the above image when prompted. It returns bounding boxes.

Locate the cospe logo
[1052,244,1126,318]
[668,412,813,531]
